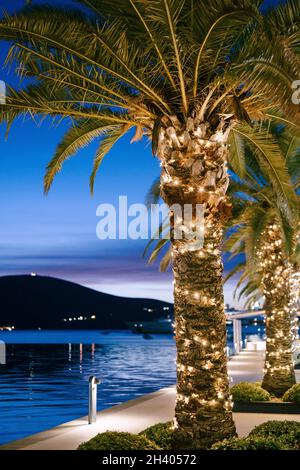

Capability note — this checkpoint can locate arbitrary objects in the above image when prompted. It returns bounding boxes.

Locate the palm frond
[147,237,170,265]
[145,177,161,208]
[143,216,170,259]
[224,261,245,284]
[44,119,119,193]
[232,124,297,220]
[90,124,132,194]
[228,129,246,179]
[160,247,172,272]
[193,5,260,97]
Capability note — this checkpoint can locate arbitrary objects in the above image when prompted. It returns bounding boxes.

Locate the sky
[0,0,281,305]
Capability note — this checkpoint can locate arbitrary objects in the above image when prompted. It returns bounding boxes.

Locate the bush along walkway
[1,351,299,450]
[79,420,300,450]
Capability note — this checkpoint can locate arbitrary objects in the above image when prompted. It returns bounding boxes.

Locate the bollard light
[0,341,5,365]
[88,375,101,424]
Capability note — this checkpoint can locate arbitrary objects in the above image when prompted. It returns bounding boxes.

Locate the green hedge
[77,420,300,450]
[211,436,285,450]
[140,422,173,449]
[249,420,300,450]
[231,382,271,403]
[78,431,160,450]
[282,384,300,403]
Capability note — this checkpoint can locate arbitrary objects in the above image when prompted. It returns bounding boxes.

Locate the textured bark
[259,224,297,397]
[158,117,236,449]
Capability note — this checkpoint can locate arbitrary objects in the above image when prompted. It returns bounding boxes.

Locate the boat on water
[128,317,174,334]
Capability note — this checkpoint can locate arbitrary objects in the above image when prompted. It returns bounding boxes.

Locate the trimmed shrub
[282,384,300,403]
[78,431,160,450]
[140,422,173,449]
[231,381,271,403]
[249,420,300,450]
[211,436,285,450]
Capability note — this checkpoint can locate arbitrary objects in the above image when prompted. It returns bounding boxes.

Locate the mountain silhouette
[0,275,173,329]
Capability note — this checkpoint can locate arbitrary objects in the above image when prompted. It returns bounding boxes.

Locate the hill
[0,275,173,329]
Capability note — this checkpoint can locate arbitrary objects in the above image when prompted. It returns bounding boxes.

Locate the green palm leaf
[228,129,246,179]
[90,124,132,194]
[44,119,118,193]
[232,124,298,220]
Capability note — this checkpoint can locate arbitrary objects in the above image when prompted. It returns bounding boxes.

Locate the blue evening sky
[0,0,282,305]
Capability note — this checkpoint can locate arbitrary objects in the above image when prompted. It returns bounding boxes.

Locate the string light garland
[156,115,236,446]
[258,223,298,396]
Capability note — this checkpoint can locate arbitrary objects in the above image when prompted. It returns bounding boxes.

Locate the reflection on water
[0,331,176,445]
[0,320,268,446]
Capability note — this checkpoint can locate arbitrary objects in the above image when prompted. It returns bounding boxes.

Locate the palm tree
[225,128,300,397]
[1,0,300,448]
[145,125,300,397]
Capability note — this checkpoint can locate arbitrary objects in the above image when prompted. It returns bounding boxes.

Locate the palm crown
[224,127,300,305]
[0,0,300,195]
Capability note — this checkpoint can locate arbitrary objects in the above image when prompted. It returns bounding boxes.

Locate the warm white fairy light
[172,417,179,430]
[156,114,235,429]
[257,223,299,382]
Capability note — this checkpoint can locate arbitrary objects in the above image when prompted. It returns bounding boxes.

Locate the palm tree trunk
[158,117,236,449]
[259,223,296,397]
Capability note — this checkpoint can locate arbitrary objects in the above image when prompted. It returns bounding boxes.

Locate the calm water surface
[0,321,266,446]
[0,330,176,445]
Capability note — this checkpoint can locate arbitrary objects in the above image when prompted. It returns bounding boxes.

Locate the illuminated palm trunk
[259,224,297,397]
[158,117,236,449]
